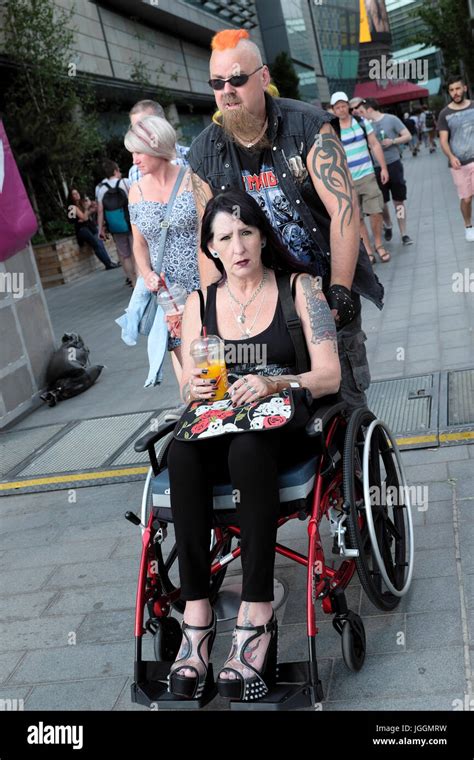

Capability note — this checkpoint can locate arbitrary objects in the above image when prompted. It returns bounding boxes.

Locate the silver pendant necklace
[225,269,267,324]
[225,269,268,337]
[228,285,267,338]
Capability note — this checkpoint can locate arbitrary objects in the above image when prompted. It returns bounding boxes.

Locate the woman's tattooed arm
[300,275,338,353]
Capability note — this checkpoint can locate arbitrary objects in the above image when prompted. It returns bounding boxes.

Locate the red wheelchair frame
[127,402,413,710]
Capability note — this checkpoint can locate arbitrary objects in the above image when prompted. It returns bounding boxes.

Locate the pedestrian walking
[128,99,189,185]
[357,100,413,245]
[95,160,137,287]
[124,116,200,377]
[437,75,474,242]
[420,105,437,153]
[332,91,390,263]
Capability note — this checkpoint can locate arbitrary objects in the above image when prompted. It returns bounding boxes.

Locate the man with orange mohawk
[189,29,383,412]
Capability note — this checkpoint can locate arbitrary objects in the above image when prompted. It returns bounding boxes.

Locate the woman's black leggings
[167,431,307,602]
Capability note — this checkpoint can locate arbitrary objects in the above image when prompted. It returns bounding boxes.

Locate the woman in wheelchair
[167,190,341,701]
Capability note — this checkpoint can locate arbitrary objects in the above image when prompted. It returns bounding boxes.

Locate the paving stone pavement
[0,147,473,712]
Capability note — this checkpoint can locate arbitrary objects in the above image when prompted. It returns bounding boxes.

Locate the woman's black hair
[200,190,316,279]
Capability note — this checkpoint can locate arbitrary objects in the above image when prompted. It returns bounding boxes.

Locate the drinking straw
[158,275,179,313]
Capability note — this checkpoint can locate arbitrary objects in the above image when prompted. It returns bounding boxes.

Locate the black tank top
[202,282,297,379]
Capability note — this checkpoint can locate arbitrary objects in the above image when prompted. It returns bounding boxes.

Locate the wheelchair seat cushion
[151,455,319,516]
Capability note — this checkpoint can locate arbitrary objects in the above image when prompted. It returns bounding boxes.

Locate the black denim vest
[189,93,384,308]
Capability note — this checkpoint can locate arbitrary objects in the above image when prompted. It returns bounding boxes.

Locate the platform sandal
[217,612,278,701]
[375,245,391,262]
[168,610,216,699]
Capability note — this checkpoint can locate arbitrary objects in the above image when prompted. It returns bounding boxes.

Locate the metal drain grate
[448,369,474,425]
[0,424,66,478]
[112,411,171,466]
[367,374,438,444]
[17,413,152,476]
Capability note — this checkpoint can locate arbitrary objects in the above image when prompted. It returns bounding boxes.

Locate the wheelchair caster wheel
[152,617,182,662]
[341,614,366,672]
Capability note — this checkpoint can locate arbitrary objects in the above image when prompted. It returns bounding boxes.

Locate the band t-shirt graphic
[235,145,322,274]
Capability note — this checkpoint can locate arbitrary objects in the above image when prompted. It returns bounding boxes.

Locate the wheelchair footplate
[228,662,323,711]
[131,660,322,710]
[131,661,217,710]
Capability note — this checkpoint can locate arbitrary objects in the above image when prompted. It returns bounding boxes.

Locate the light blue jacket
[115,276,168,387]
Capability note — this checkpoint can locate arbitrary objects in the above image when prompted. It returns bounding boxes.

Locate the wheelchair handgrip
[134,421,177,453]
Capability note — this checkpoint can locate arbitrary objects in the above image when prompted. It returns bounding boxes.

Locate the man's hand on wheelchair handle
[326,284,355,330]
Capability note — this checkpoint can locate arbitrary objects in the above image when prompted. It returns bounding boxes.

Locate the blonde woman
[125,116,199,372]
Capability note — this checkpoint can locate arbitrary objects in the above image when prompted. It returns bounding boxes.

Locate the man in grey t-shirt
[437,75,474,242]
[357,99,413,245]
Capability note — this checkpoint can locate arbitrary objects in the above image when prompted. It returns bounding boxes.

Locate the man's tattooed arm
[300,275,338,353]
[310,125,354,236]
[307,122,359,290]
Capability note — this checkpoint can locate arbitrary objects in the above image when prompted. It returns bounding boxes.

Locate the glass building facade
[386,0,444,94]
[310,0,360,95]
[183,0,258,29]
[256,0,360,103]
[280,0,324,101]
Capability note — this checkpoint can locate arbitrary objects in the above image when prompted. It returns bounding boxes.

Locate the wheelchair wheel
[343,407,414,611]
[153,616,182,661]
[341,615,366,672]
[145,524,233,616]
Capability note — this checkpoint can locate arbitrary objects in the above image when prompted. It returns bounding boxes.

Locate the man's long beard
[220,99,272,151]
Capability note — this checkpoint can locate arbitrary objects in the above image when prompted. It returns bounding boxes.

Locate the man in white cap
[331,92,390,263]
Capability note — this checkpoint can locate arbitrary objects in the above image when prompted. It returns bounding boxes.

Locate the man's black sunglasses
[208,65,264,91]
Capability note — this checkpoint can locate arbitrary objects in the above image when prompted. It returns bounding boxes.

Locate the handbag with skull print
[173,387,314,442]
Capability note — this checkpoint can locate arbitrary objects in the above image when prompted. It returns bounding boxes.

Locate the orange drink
[196,357,228,400]
[190,335,229,400]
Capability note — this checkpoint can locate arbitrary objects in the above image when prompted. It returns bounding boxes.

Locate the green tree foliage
[270,52,302,100]
[3,0,103,239]
[409,0,474,87]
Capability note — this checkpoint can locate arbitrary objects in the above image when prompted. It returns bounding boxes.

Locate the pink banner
[0,120,38,262]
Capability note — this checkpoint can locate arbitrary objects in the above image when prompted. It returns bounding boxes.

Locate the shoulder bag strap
[154,165,187,274]
[197,289,205,334]
[276,272,309,374]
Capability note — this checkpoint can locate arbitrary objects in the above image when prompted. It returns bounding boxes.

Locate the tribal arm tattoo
[301,275,338,353]
[310,125,355,237]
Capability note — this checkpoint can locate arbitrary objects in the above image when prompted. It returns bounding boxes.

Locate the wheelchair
[125,399,414,711]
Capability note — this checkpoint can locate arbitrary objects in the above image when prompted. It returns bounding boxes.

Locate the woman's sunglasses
[208,65,264,91]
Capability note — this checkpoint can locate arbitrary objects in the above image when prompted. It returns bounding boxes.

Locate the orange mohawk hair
[211,29,250,51]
